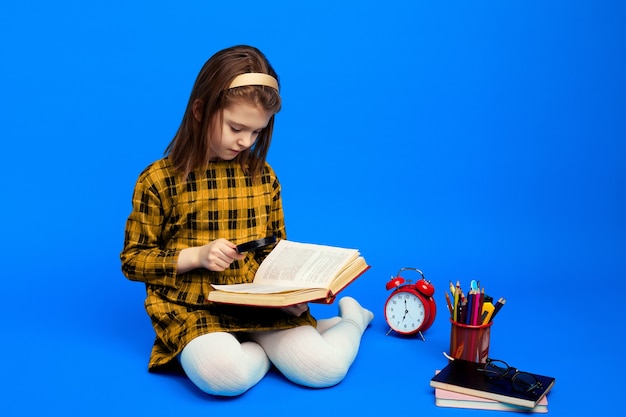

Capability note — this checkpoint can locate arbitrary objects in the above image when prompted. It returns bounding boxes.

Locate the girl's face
[209,101,272,161]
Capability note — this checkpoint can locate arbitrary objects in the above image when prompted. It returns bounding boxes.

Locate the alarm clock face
[384,291,427,335]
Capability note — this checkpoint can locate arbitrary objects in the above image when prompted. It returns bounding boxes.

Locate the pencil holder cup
[449,319,492,363]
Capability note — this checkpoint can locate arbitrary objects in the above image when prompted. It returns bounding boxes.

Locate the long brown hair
[165,45,282,179]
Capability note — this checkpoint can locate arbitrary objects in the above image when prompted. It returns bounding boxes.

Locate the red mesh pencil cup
[449,319,492,363]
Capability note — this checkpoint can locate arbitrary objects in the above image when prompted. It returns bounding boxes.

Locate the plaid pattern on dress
[121,157,315,369]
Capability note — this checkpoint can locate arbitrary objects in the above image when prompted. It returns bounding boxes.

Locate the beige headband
[228,73,279,91]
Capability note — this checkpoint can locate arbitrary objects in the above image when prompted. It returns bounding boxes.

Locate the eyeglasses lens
[483,359,542,394]
[512,372,541,392]
[485,360,509,377]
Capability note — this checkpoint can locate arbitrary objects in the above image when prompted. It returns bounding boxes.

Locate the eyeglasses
[479,359,543,394]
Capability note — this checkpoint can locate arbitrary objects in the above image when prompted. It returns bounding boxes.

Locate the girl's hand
[281,303,309,317]
[197,238,246,271]
[177,238,245,274]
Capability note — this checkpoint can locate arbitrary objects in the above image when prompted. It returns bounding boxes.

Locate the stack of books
[434,386,549,413]
[430,359,555,413]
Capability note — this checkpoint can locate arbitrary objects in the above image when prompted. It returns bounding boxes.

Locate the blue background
[1,1,624,415]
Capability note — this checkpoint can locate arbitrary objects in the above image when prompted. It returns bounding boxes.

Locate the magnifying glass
[236,236,277,253]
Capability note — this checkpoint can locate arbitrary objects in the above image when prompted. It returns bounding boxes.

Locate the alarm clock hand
[405,299,418,319]
[402,298,418,322]
[400,299,409,322]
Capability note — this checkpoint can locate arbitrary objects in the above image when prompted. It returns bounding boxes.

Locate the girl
[120,45,373,397]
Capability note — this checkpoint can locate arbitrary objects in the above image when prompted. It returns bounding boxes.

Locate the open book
[207,240,370,307]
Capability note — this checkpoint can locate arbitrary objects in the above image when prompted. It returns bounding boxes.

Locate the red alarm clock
[384,267,437,340]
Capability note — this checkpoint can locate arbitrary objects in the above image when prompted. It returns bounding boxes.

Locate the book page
[209,282,306,294]
[211,240,359,294]
[255,242,357,286]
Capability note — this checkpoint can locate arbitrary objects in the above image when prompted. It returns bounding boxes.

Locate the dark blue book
[430,359,556,409]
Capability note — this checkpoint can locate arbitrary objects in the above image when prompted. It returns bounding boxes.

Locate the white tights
[179,297,374,396]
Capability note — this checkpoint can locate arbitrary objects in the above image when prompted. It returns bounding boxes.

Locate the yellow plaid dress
[120,157,316,370]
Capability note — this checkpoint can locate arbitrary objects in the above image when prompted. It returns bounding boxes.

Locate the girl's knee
[284,353,350,388]
[180,333,269,396]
